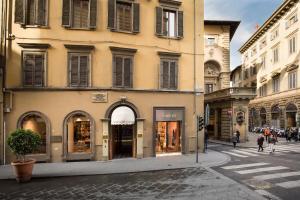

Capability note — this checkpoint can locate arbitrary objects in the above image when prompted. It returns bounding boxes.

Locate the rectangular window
[259,84,267,97]
[62,0,97,29]
[69,53,90,87]
[261,56,266,70]
[72,0,89,28]
[271,28,279,41]
[14,0,48,26]
[205,84,214,94]
[273,47,279,63]
[156,7,183,38]
[272,77,280,93]
[206,37,216,46]
[289,35,297,55]
[259,38,267,49]
[113,55,133,88]
[288,71,297,89]
[286,14,298,29]
[160,59,178,90]
[22,52,45,87]
[116,2,133,32]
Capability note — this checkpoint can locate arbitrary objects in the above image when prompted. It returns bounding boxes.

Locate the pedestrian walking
[257,134,264,152]
[204,127,208,152]
[287,129,292,142]
[236,130,240,143]
[264,128,271,143]
[232,132,238,149]
[269,135,276,153]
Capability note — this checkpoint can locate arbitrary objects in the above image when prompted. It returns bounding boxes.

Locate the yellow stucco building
[1,0,204,164]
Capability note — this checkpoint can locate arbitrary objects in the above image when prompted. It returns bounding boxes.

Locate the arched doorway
[17,111,51,162]
[63,111,95,161]
[204,60,221,93]
[271,105,280,128]
[110,106,136,159]
[260,108,267,127]
[286,103,298,128]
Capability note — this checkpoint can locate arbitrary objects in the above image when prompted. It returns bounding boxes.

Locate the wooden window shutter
[156,7,163,35]
[108,0,116,30]
[34,54,45,86]
[62,0,71,27]
[70,55,79,86]
[15,0,26,24]
[177,11,183,38]
[114,56,123,87]
[79,55,89,86]
[89,0,97,28]
[169,61,177,89]
[161,61,169,88]
[123,57,132,88]
[23,54,34,86]
[132,3,140,33]
[35,0,47,26]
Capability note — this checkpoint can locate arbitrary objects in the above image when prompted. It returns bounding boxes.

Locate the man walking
[269,134,276,153]
[257,134,264,152]
[232,132,238,149]
[236,130,241,143]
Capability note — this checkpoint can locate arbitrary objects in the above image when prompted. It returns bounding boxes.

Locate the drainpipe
[193,0,197,156]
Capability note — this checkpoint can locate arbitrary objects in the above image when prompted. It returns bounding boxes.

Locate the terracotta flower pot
[11,159,36,183]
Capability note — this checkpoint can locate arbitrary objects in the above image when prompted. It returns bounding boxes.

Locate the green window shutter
[132,3,140,33]
[114,56,123,87]
[162,61,169,89]
[23,54,34,86]
[62,0,71,27]
[123,57,132,88]
[156,7,163,36]
[35,0,47,26]
[169,61,177,89]
[70,55,79,86]
[89,0,97,28]
[15,0,26,24]
[79,55,89,87]
[177,11,183,38]
[34,54,45,86]
[108,0,116,30]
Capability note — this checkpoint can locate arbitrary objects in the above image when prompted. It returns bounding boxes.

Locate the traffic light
[198,116,204,131]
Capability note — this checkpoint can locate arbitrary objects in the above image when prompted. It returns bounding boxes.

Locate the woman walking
[257,134,264,152]
[269,135,276,153]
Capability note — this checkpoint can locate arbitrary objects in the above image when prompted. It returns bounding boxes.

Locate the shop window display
[156,122,181,154]
[21,114,47,154]
[67,114,91,153]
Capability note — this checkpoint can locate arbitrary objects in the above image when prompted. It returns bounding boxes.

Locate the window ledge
[109,29,139,35]
[64,27,96,31]
[156,35,183,40]
[19,25,50,29]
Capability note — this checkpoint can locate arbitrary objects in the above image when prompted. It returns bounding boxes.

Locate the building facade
[1,0,204,164]
[204,20,256,143]
[240,0,300,131]
[231,65,242,87]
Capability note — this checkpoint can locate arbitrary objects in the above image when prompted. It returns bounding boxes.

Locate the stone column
[136,119,144,159]
[102,119,109,161]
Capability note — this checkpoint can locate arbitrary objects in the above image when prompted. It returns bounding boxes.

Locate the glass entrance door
[156,122,181,154]
[112,125,133,159]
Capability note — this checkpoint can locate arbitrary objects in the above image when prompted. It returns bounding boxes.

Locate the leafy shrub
[7,129,42,162]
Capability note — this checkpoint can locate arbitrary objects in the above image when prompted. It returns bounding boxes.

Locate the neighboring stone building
[231,65,242,87]
[2,0,204,164]
[239,0,300,131]
[204,20,256,142]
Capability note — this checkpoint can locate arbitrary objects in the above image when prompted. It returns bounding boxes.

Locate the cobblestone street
[0,167,264,200]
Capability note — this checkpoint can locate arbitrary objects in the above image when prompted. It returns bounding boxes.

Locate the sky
[205,0,283,70]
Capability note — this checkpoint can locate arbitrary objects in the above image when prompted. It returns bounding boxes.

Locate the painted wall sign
[155,110,184,121]
[92,92,108,103]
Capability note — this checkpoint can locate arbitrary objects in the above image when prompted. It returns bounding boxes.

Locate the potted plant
[7,129,42,183]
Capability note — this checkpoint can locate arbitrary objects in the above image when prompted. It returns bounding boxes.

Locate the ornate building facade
[1,0,204,164]
[240,0,300,131]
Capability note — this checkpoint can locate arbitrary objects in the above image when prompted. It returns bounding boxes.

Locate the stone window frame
[205,83,214,94]
[272,76,280,93]
[155,0,183,39]
[110,46,137,89]
[63,110,95,161]
[288,33,297,56]
[17,111,51,162]
[107,0,140,34]
[288,70,297,89]
[272,44,279,64]
[14,0,49,28]
[158,51,181,91]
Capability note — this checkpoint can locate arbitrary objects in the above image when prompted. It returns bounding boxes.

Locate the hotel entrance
[154,107,185,156]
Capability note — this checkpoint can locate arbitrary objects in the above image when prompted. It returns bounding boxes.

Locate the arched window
[286,103,297,113]
[64,111,95,160]
[286,103,298,128]
[17,111,50,161]
[260,107,267,126]
[271,105,280,128]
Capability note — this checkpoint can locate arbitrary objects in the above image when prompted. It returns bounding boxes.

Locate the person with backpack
[269,134,276,153]
[257,134,264,152]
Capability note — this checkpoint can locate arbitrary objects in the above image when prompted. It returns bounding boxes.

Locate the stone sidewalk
[0,150,230,180]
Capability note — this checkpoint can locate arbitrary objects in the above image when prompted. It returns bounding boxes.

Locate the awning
[111,106,135,125]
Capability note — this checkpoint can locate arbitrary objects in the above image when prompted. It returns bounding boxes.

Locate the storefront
[153,107,184,156]
[286,103,298,128]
